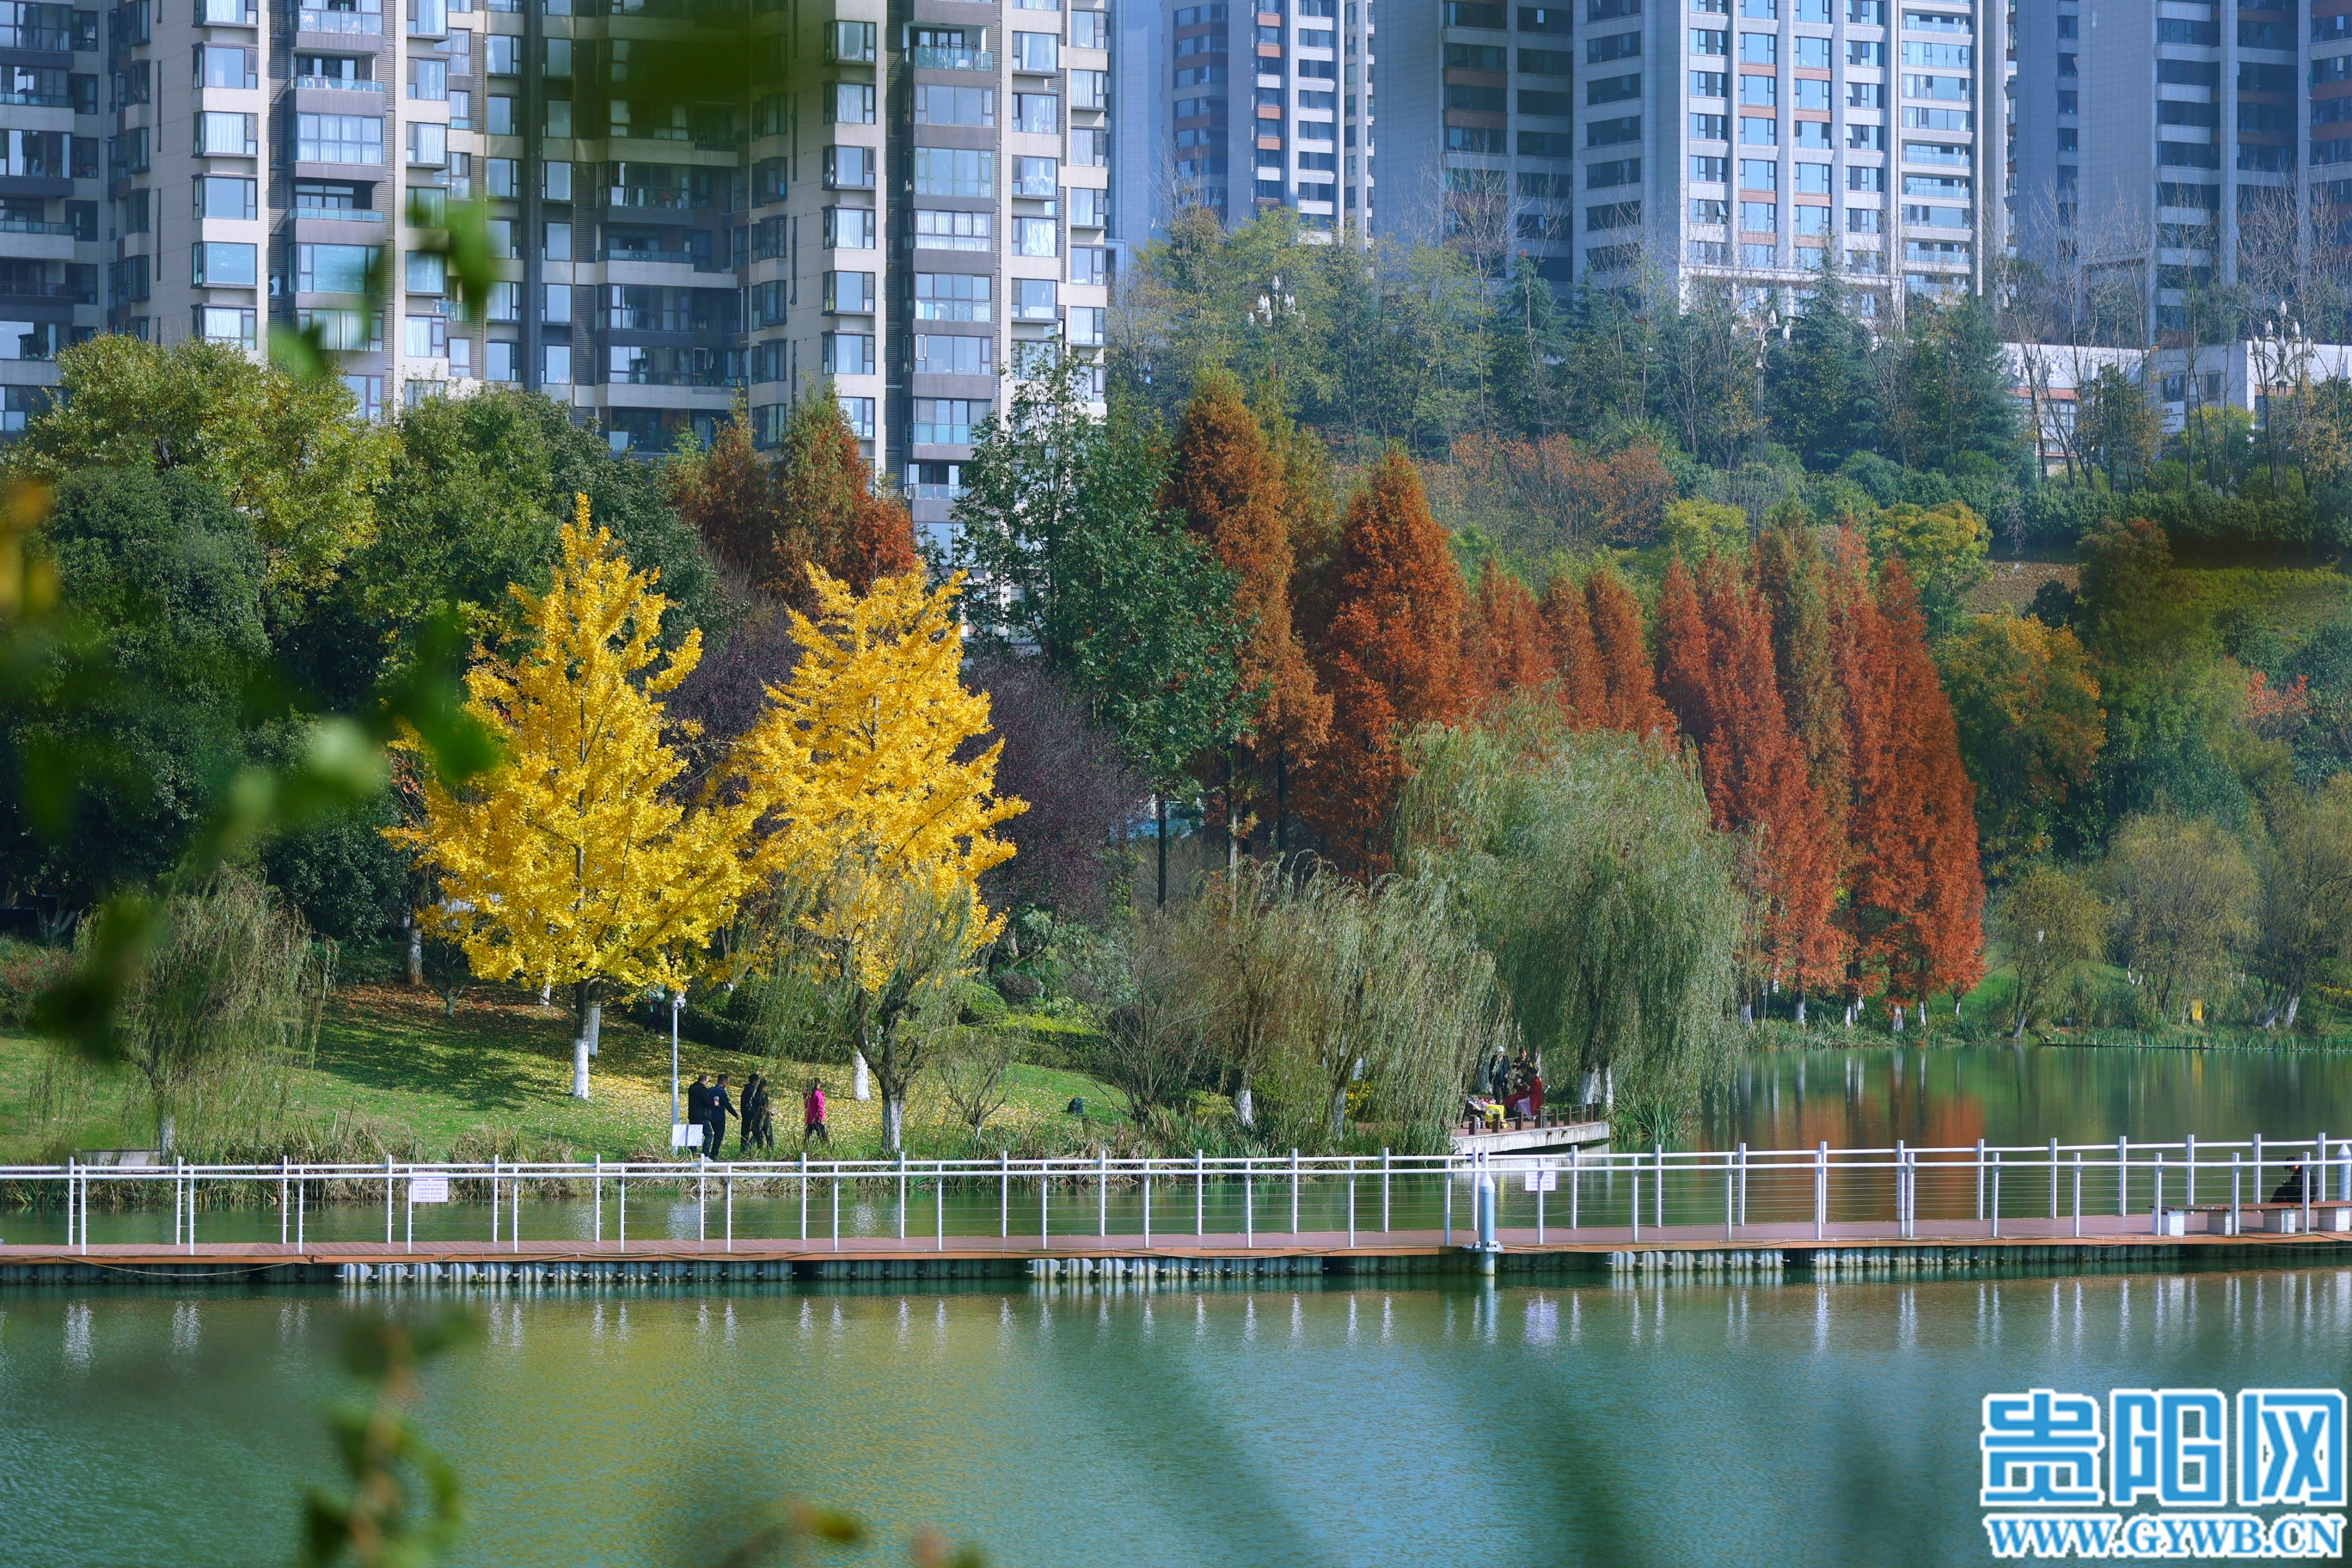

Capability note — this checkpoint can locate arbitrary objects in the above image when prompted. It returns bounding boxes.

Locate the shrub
[0,939,75,1027]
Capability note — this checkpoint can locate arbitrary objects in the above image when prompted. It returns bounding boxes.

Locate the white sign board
[671,1121,703,1149]
[409,1175,450,1204]
[1523,1167,1559,1193]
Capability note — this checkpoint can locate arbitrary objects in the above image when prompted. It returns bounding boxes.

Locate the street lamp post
[670,992,683,1129]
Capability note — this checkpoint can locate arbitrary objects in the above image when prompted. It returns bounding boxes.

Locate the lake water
[3,1269,2350,1568]
[1703,1042,2352,1151]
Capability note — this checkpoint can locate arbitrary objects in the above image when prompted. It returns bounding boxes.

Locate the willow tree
[1395,707,1743,1120]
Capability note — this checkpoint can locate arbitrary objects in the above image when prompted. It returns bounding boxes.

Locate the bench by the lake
[2165,1200,2352,1236]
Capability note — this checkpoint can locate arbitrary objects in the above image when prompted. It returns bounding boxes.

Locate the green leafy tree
[1937,614,2107,876]
[1886,296,2020,475]
[1871,499,1991,635]
[0,468,266,902]
[1397,709,1743,1116]
[1990,864,2107,1037]
[2077,364,2163,487]
[2103,813,2257,1021]
[2249,777,2352,1029]
[3,336,395,593]
[1768,256,1878,469]
[953,356,1255,898]
[1487,253,1568,438]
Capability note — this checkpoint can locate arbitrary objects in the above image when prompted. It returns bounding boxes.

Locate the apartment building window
[297,112,381,162]
[344,375,383,420]
[825,19,875,61]
[825,145,876,188]
[912,399,986,444]
[406,250,445,292]
[1013,216,1057,255]
[196,305,255,348]
[1071,9,1107,47]
[296,242,377,293]
[1070,70,1108,110]
[918,272,994,321]
[542,345,570,384]
[915,146,993,196]
[408,56,446,98]
[824,206,877,248]
[829,83,875,124]
[822,331,875,374]
[1587,30,1637,63]
[198,110,258,154]
[487,281,518,321]
[487,94,512,133]
[1692,28,1727,54]
[1070,244,1111,285]
[822,271,874,313]
[1013,30,1057,70]
[1692,155,1728,181]
[1847,208,1882,231]
[1011,277,1055,320]
[1740,117,1778,144]
[1794,77,1829,109]
[1740,200,1778,230]
[914,209,991,249]
[1848,124,1886,149]
[403,314,446,358]
[1589,156,1639,188]
[915,85,994,126]
[1739,159,1776,189]
[197,175,256,217]
[1014,93,1059,133]
[1069,186,1106,226]
[486,340,517,383]
[1692,70,1728,97]
[192,240,256,285]
[1013,156,1057,197]
[1740,76,1775,107]
[1848,40,1884,64]
[1067,305,1106,346]
[1586,199,1639,230]
[197,44,257,88]
[1692,113,1729,140]
[915,333,991,375]
[750,280,787,328]
[1587,115,1639,147]
[1069,127,1108,166]
[841,397,875,440]
[407,120,446,165]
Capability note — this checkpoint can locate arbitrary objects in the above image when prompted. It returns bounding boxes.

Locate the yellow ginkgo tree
[393,495,756,1099]
[733,566,1026,1151]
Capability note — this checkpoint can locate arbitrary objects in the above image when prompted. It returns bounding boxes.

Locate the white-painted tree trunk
[2287,994,2302,1028]
[1891,1004,1905,1032]
[572,988,599,1099]
[853,1051,871,1100]
[585,1004,601,1058]
[1234,1084,1255,1128]
[406,920,423,987]
[1795,995,1807,1025]
[882,1093,903,1151]
[1579,1069,1601,1106]
[1602,1066,1614,1108]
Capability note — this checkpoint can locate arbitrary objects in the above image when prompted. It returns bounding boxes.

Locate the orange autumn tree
[1461,559,1553,713]
[673,389,919,607]
[1536,571,1608,725]
[1657,553,1844,1018]
[1162,370,1330,850]
[1833,534,1985,1022]
[1305,449,1466,870]
[1586,566,1674,737]
[776,385,922,596]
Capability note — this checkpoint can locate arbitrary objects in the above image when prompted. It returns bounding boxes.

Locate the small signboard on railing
[408,1175,450,1204]
[671,1122,703,1149]
[1523,1166,1558,1192]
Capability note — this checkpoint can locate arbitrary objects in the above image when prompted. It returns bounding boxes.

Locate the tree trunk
[406,919,423,987]
[1794,995,1806,1026]
[1155,794,1169,908]
[158,1112,176,1154]
[2287,993,2301,1028]
[853,1050,871,1100]
[572,984,599,1100]
[1234,1077,1255,1129]
[1328,1079,1350,1142]
[882,1092,905,1152]
[1891,1004,1905,1032]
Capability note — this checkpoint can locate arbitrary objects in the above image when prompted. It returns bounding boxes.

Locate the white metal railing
[15,1136,2352,1259]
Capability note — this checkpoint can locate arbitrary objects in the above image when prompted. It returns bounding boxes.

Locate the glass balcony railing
[0,218,79,235]
[910,45,993,70]
[297,9,383,33]
[295,74,383,91]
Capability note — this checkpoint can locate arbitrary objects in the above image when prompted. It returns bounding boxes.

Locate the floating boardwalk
[6,1219,2352,1292]
[14,1135,2352,1289]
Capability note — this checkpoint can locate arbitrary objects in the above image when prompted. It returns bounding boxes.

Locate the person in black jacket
[684,1075,712,1151]
[708,1074,737,1157]
[2271,1162,2309,1204]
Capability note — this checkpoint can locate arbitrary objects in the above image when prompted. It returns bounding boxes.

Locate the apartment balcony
[293,75,385,94]
[295,8,383,36]
[910,45,995,70]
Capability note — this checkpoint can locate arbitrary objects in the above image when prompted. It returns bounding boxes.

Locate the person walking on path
[684,1074,713,1152]
[743,1075,771,1152]
[803,1079,830,1147]
[708,1074,737,1158]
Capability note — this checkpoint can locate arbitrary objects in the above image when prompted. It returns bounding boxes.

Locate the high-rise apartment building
[4,0,1114,525]
[2013,0,2341,340]
[1380,0,2004,318]
[1147,0,1371,237]
[0,2,101,435]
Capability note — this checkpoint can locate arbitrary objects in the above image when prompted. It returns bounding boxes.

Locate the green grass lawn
[0,982,1123,1166]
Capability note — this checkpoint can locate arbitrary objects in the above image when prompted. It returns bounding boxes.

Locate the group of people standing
[683,1072,832,1157]
[1465,1049,1547,1131]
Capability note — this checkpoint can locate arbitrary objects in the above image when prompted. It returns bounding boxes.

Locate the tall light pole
[670,991,683,1129]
